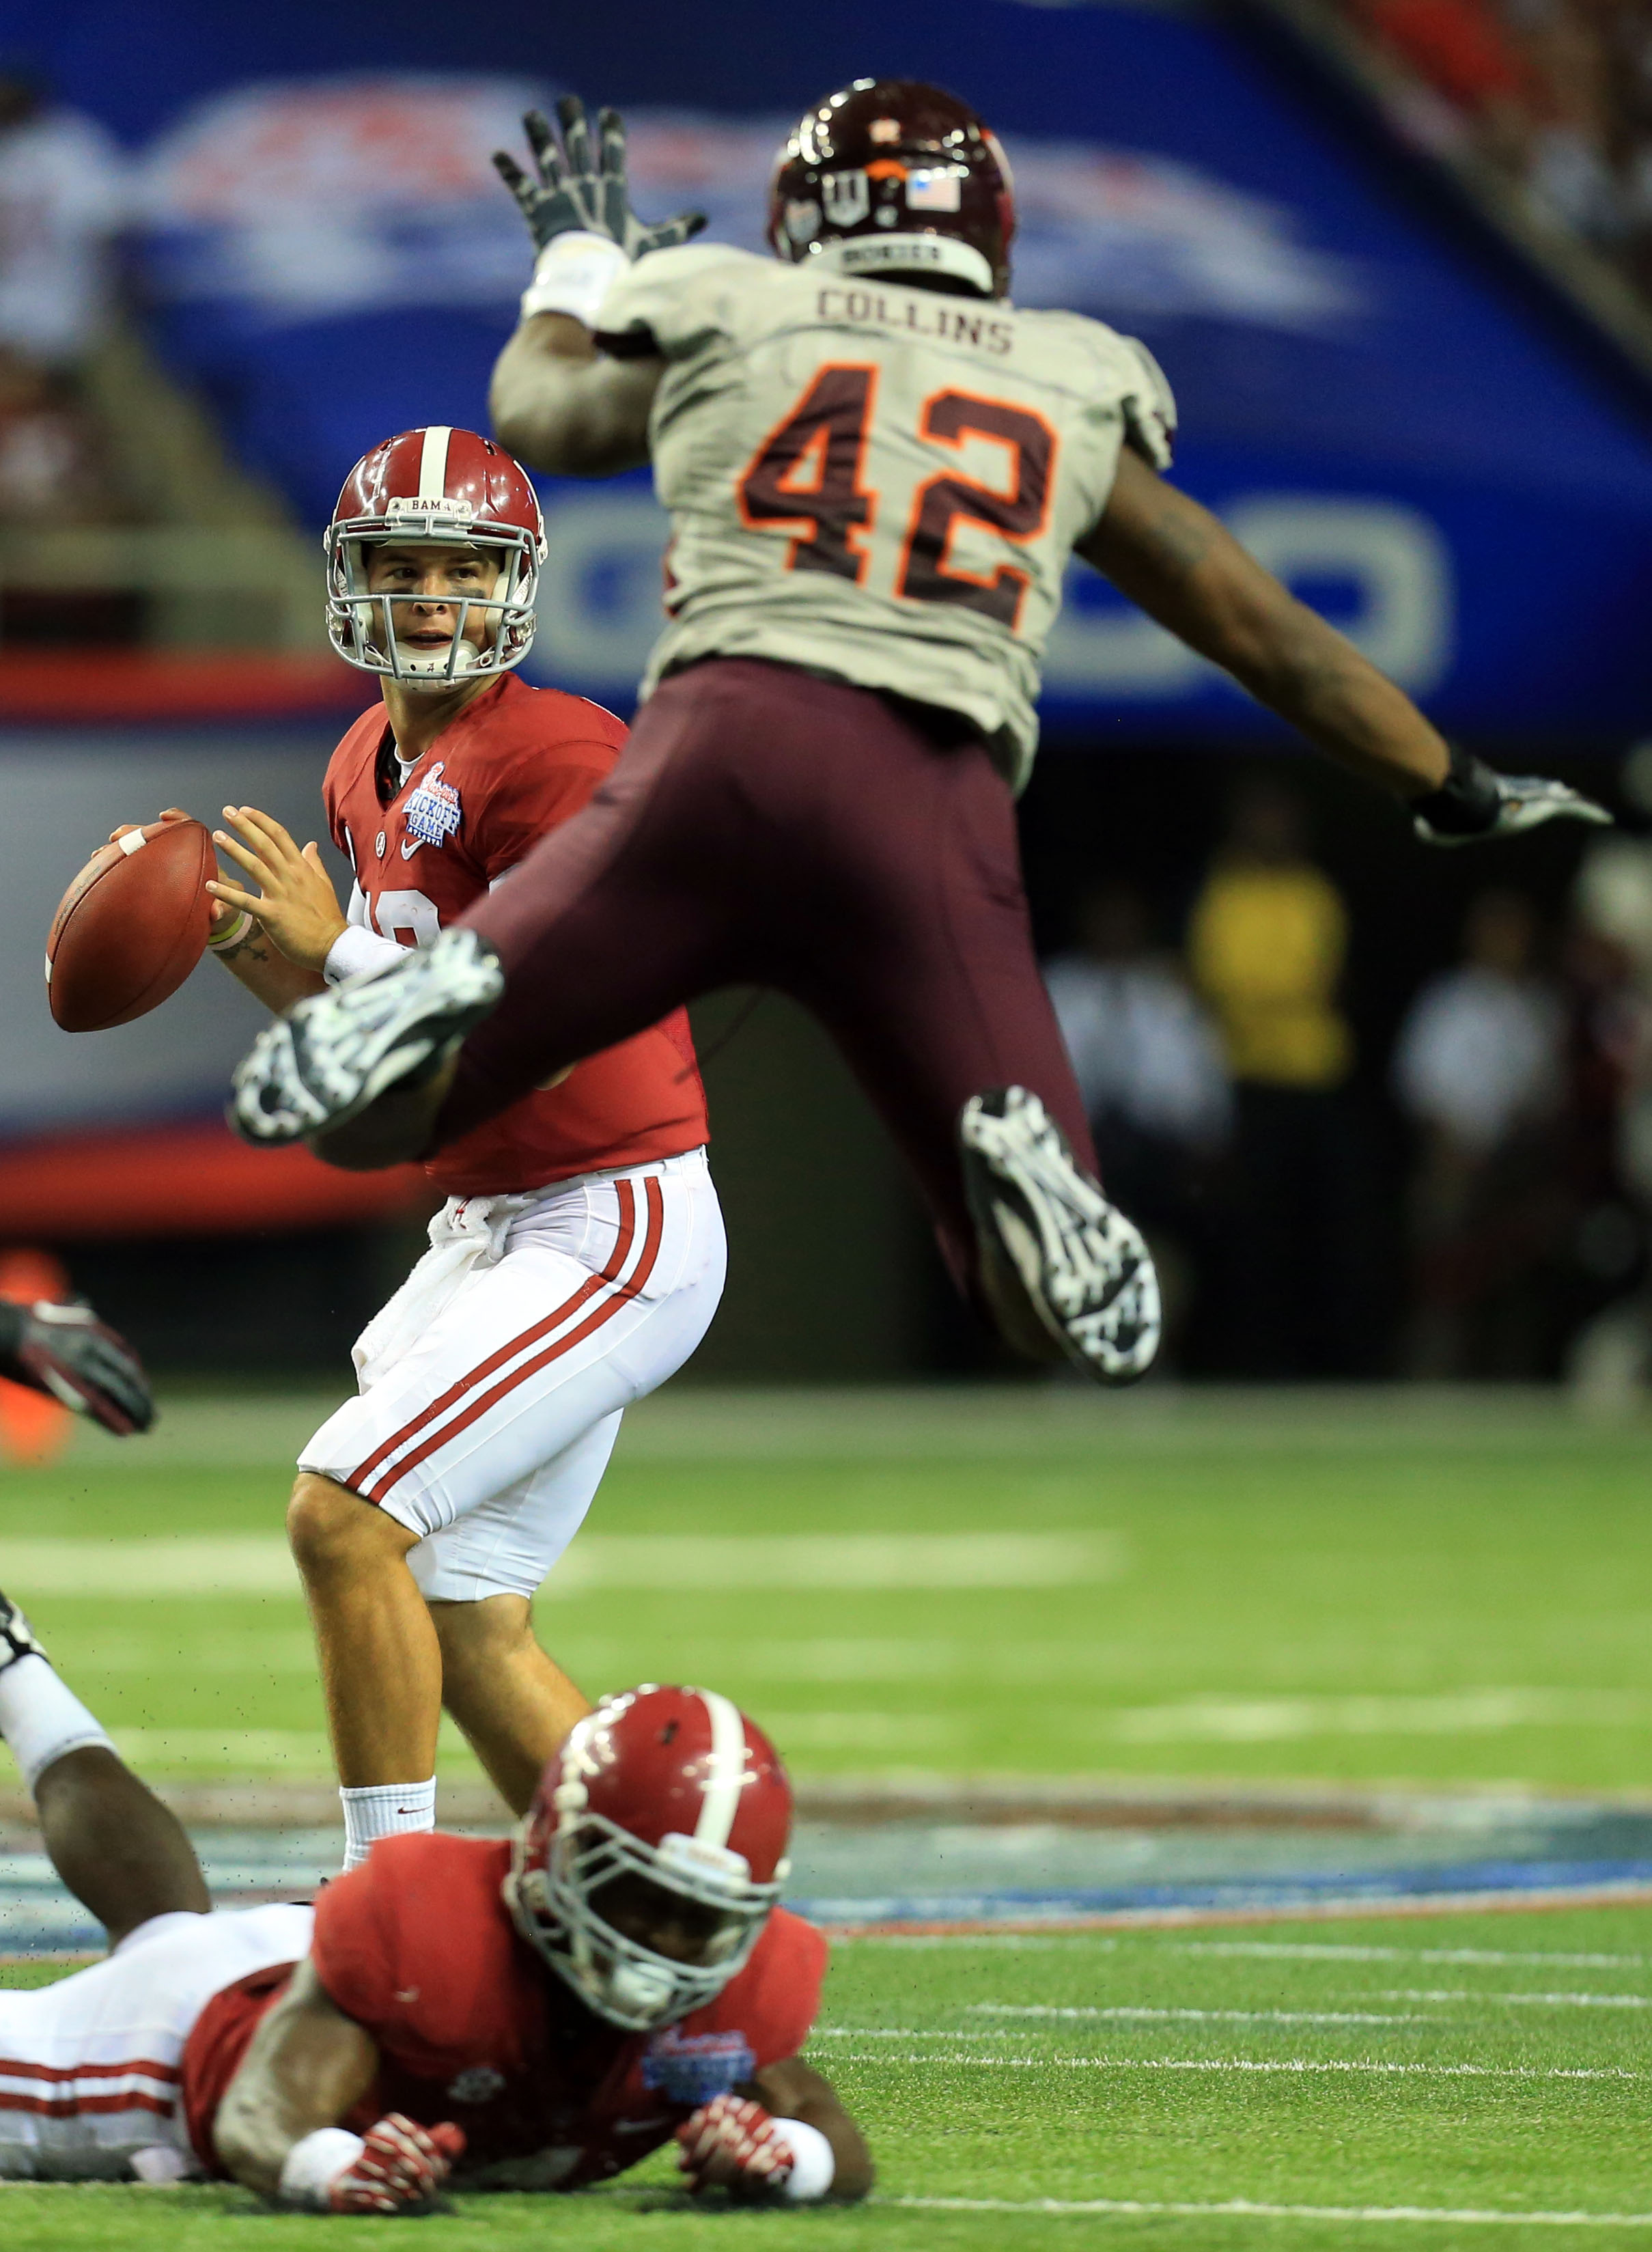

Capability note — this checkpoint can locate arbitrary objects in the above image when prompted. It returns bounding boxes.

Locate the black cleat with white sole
[960,1085,1161,1385]
[0,1587,48,1673]
[230,928,506,1148]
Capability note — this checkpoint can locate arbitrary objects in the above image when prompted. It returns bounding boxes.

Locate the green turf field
[5,1904,1652,2247]
[2,1385,1651,1794]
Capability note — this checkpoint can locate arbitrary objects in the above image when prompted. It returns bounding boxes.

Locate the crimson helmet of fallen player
[325,426,547,685]
[505,1685,792,2031]
[767,79,1016,301]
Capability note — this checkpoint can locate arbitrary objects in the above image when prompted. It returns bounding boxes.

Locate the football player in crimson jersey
[230,86,1608,1385]
[0,1623,869,2206]
[126,427,725,1875]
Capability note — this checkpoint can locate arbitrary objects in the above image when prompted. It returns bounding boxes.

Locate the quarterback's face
[365,540,504,659]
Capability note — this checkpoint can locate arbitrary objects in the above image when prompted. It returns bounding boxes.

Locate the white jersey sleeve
[596,248,1179,788]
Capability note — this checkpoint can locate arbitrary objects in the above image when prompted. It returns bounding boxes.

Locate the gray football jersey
[595,245,1176,790]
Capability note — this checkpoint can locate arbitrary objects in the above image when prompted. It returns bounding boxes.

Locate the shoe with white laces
[959,1086,1161,1385]
[0,1587,48,1673]
[229,928,506,1147]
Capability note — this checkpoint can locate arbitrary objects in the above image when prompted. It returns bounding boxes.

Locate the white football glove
[1412,746,1612,847]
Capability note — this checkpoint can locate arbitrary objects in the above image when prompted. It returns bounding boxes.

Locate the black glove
[492,97,705,262]
[1412,743,1612,847]
[0,1299,154,1438]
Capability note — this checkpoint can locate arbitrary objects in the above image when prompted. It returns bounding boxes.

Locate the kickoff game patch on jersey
[641,2029,757,2106]
[403,761,462,853]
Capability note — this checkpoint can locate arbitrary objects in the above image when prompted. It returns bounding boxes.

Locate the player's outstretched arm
[490,311,661,479]
[214,1958,464,2211]
[1079,453,1609,840]
[676,2059,873,2203]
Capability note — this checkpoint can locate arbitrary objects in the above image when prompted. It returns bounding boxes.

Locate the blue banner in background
[29,0,1652,738]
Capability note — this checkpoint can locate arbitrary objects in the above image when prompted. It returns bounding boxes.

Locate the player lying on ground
[0,1295,151,1436]
[0,1596,869,2205]
[229,84,1608,1390]
[116,434,723,1872]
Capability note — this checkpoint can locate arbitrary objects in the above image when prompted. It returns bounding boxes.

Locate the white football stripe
[694,1688,747,1849]
[117,829,148,857]
[417,426,452,501]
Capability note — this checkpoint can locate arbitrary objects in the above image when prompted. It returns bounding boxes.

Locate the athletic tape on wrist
[206,911,255,952]
[520,231,628,327]
[277,2126,366,2209]
[771,2118,836,2201]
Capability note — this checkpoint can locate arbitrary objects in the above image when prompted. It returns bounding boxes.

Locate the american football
[44,814,215,1032]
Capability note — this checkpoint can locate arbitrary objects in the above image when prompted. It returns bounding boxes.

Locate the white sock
[0,1653,115,1794]
[340,1777,436,1872]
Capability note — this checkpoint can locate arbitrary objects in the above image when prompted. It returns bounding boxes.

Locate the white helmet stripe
[693,1690,747,1849]
[417,425,452,501]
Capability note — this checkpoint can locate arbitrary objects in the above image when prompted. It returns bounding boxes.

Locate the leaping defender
[230,83,1607,1386]
[0,1590,869,2206]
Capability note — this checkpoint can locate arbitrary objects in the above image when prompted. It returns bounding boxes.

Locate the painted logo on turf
[641,2029,755,2105]
[402,762,462,855]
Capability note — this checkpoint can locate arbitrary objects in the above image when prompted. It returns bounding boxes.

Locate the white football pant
[299,1147,724,1600]
[0,1903,314,2179]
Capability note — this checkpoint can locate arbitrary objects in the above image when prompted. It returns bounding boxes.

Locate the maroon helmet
[505,1686,793,2031]
[324,426,546,688]
[768,78,1015,301]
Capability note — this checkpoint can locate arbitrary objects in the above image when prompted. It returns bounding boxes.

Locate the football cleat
[229,928,505,1147]
[0,1587,48,1673]
[960,1086,1161,1385]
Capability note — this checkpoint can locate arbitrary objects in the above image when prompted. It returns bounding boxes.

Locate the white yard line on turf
[0,1531,1122,1597]
[829,2055,1634,2076]
[1378,1990,1652,2008]
[963,2005,1433,2025]
[889,2197,1652,2227]
[1185,1944,1650,1967]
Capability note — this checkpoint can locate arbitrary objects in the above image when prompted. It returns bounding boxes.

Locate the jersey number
[367,887,440,950]
[737,374,1056,630]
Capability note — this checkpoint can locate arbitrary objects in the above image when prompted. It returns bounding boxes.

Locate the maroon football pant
[443,658,1095,1306]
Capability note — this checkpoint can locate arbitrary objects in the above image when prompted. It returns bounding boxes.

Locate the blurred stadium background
[2,0,1652,1861]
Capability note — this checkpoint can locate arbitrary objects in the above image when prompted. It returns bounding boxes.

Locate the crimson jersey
[324,674,708,1196]
[181,1834,826,2190]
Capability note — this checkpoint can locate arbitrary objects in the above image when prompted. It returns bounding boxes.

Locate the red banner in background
[0,1118,432,1238]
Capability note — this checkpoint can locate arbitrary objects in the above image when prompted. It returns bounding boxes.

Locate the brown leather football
[46,815,216,1031]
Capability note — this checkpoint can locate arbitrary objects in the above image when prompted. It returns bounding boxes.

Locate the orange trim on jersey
[360,1176,667,1503]
[895,388,1059,633]
[736,361,880,580]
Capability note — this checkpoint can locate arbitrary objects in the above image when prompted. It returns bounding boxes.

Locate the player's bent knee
[287,1473,413,1583]
[428,1592,535,1667]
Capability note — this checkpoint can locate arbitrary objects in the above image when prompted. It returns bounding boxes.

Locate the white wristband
[772,2117,836,2202]
[324,923,407,986]
[277,2126,364,2210]
[520,230,628,327]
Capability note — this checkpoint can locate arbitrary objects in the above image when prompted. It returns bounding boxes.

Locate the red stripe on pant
[348,1176,645,1496]
[359,1175,666,1505]
[0,2055,180,2085]
[0,2089,175,2118]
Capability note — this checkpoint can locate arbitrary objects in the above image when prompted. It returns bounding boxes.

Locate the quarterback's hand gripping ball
[326,2115,465,2214]
[45,809,214,1031]
[676,2094,796,2198]
[493,96,705,261]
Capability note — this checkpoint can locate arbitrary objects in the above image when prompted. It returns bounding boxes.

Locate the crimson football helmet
[324,426,547,689]
[768,79,1015,301]
[505,1686,793,2032]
